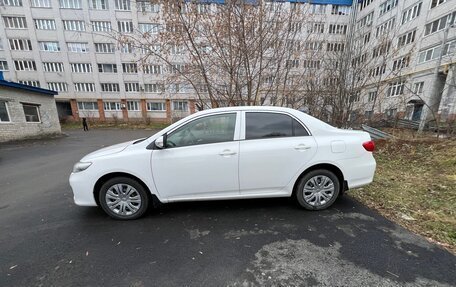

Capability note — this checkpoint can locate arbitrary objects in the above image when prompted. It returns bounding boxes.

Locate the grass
[351,136,456,253]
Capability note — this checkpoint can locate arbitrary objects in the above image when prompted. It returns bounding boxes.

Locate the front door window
[166,113,236,148]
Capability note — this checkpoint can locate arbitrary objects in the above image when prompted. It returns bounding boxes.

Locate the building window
[94,43,115,53]
[424,13,455,36]
[138,23,160,34]
[417,40,456,63]
[143,65,162,74]
[71,63,92,73]
[67,42,89,53]
[392,55,410,71]
[359,0,374,11]
[31,0,52,7]
[59,0,82,9]
[385,108,397,118]
[103,102,122,111]
[173,101,188,111]
[34,19,56,30]
[169,83,189,93]
[0,101,11,122]
[331,5,351,15]
[379,0,398,16]
[100,83,120,92]
[369,64,386,77]
[0,61,9,71]
[3,16,27,29]
[98,63,117,73]
[376,17,396,37]
[402,2,422,25]
[43,62,64,72]
[3,0,23,6]
[120,43,135,53]
[38,41,60,52]
[147,102,165,111]
[387,81,406,97]
[9,39,32,51]
[77,101,98,110]
[91,21,111,32]
[328,24,347,34]
[357,12,373,28]
[168,64,185,74]
[414,82,424,94]
[127,101,140,111]
[397,30,416,48]
[23,104,40,122]
[310,4,325,14]
[63,20,86,31]
[122,63,138,73]
[14,60,37,71]
[144,83,164,93]
[74,83,95,92]
[372,41,391,58]
[286,59,299,68]
[307,22,324,33]
[47,82,68,92]
[125,82,139,92]
[327,42,345,52]
[90,0,107,9]
[115,0,130,10]
[368,91,377,102]
[117,21,134,33]
[302,60,321,69]
[137,1,159,12]
[430,0,447,8]
[18,80,40,87]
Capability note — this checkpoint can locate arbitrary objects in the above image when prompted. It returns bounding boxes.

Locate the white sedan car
[70,106,376,220]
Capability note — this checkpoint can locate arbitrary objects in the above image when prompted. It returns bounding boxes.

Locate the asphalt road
[0,129,455,287]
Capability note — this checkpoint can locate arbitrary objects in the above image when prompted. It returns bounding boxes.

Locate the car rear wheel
[296,169,340,210]
[99,177,149,220]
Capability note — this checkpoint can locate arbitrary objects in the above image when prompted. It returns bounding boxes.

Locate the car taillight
[363,141,375,152]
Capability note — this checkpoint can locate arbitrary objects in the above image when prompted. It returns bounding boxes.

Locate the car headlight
[72,162,92,173]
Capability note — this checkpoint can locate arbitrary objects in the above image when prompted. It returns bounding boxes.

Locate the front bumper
[69,171,98,206]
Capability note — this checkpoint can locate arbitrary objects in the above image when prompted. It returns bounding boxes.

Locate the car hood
[81,140,137,161]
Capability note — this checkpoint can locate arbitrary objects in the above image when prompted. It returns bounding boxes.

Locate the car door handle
[294,144,311,151]
[219,149,237,157]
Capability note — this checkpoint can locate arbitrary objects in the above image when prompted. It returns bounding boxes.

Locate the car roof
[196,106,298,114]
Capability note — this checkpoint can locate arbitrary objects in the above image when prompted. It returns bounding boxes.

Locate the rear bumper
[69,172,98,206]
[339,155,376,190]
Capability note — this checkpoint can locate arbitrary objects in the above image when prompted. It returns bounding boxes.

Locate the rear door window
[245,112,309,140]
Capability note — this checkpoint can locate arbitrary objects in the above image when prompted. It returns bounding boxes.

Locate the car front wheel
[99,177,149,220]
[296,169,340,210]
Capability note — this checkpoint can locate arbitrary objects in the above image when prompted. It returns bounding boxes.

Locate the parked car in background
[70,106,376,220]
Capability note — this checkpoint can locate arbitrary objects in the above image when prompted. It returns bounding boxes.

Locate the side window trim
[162,111,240,149]
[240,111,311,140]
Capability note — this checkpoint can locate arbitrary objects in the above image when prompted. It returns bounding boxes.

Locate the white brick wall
[0,86,61,142]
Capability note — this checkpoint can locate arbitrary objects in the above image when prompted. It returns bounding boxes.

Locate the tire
[99,177,150,220]
[295,169,340,210]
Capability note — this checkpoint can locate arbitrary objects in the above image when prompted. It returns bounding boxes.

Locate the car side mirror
[154,135,165,149]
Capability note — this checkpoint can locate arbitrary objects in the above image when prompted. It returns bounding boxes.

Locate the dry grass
[351,136,456,253]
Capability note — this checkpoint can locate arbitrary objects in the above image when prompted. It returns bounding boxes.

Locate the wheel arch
[93,172,160,207]
[292,163,348,197]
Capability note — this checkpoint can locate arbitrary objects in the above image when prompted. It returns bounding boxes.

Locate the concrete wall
[0,87,61,142]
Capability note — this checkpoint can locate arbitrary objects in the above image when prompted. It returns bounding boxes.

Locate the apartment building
[0,0,354,122]
[0,0,454,124]
[353,0,456,124]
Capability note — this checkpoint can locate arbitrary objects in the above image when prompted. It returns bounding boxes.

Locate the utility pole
[418,20,455,132]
